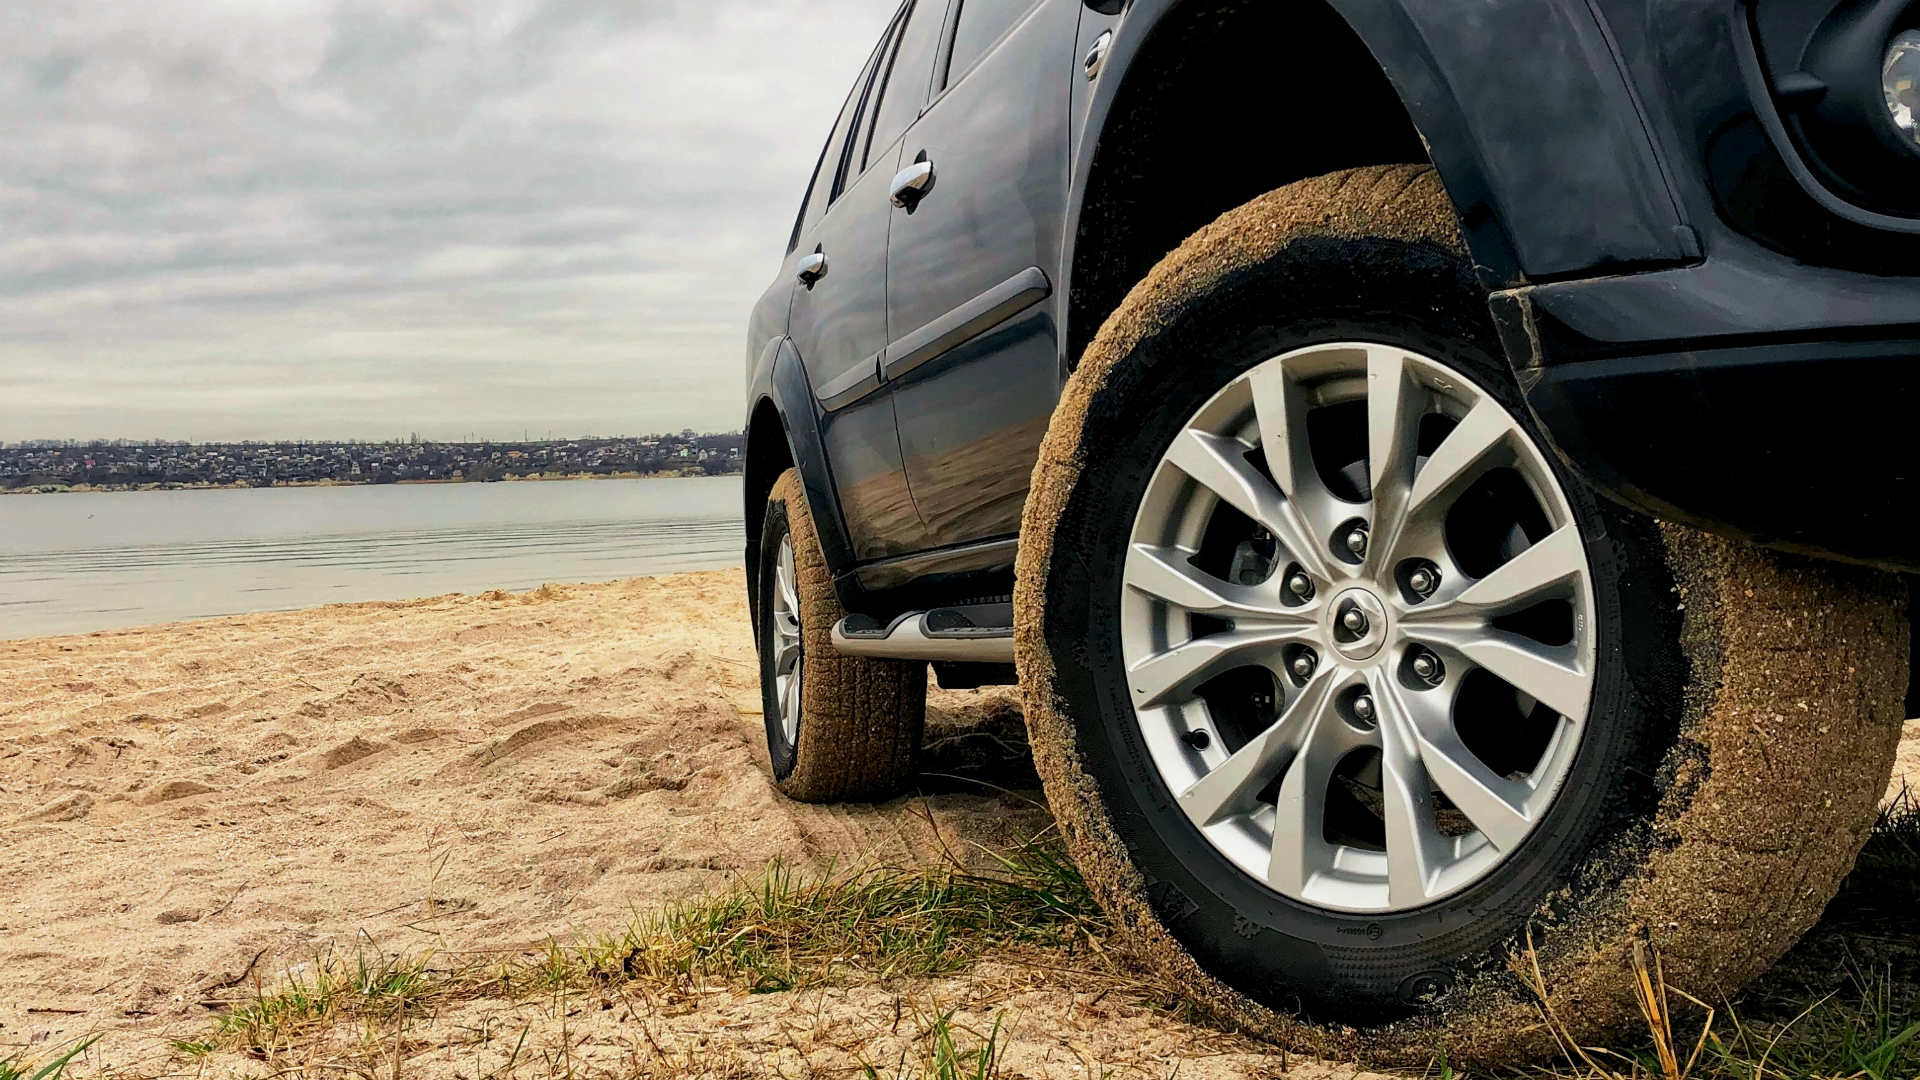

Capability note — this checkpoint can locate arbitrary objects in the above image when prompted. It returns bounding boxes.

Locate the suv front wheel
[1015,166,1909,1063]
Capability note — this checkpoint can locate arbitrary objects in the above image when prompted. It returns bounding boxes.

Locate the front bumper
[1490,238,1920,572]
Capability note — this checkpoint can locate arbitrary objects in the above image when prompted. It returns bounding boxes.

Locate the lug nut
[1341,607,1369,635]
[1408,567,1436,596]
[1291,651,1317,680]
[1352,694,1377,724]
[1286,572,1314,600]
[1409,649,1445,686]
[1345,527,1369,557]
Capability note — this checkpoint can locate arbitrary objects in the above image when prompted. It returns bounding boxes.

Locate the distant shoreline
[0,468,742,495]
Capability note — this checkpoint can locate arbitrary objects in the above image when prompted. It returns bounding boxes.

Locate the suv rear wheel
[758,468,927,801]
[1016,166,1909,1062]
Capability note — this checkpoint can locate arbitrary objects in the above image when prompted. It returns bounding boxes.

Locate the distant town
[0,432,744,493]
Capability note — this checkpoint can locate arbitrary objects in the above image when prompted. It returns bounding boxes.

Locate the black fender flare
[744,337,861,607]
[1063,0,1695,313]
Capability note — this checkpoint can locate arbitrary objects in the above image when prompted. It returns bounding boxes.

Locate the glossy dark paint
[853,536,1019,594]
[788,124,927,562]
[885,0,1079,551]
[745,0,1920,614]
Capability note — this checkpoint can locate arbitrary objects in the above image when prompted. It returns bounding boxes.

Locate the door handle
[889,159,935,209]
[1084,30,1113,80]
[797,249,828,287]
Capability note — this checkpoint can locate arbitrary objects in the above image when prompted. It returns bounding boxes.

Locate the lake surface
[0,476,743,640]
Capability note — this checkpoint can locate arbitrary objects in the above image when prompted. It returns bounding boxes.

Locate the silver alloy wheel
[771,535,803,744]
[1120,342,1596,914]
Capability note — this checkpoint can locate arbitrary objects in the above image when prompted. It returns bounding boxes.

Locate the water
[0,476,743,640]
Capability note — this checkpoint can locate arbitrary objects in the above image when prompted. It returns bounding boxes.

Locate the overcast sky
[0,0,891,443]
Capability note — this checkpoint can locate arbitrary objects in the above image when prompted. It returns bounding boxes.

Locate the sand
[0,572,1311,1077]
[1,570,1912,1077]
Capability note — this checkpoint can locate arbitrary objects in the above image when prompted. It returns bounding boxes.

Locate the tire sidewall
[1038,235,1680,1019]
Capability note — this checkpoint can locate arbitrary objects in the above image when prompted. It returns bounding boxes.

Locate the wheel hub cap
[1328,588,1389,661]
[1118,342,1597,914]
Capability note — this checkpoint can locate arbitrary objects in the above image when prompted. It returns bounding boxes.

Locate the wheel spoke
[1417,723,1534,850]
[1405,396,1511,521]
[1422,625,1590,721]
[1178,670,1339,827]
[1364,347,1425,572]
[1125,625,1309,708]
[777,543,800,614]
[779,672,800,737]
[1266,683,1351,895]
[1124,544,1307,623]
[1380,766,1441,905]
[1406,525,1586,622]
[1164,428,1333,582]
[1247,361,1322,508]
[775,636,800,674]
[1373,683,1450,906]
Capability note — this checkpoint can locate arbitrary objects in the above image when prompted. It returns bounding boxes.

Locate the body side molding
[882,266,1053,381]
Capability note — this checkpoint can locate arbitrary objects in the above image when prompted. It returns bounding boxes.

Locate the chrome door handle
[797,249,828,287]
[889,159,935,209]
[1084,30,1113,80]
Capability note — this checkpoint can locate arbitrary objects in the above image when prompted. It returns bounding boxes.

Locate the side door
[882,0,1081,549]
[785,7,923,562]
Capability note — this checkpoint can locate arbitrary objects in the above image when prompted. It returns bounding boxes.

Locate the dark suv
[742,0,1919,1061]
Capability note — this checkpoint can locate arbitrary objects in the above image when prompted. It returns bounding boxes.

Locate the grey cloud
[0,0,892,441]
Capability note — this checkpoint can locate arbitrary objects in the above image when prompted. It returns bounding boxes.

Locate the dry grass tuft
[190,835,1109,1063]
[561,839,1101,996]
[855,1005,1012,1080]
[1515,797,1920,1080]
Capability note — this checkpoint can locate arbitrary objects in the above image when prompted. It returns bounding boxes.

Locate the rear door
[785,7,922,561]
[882,0,1080,549]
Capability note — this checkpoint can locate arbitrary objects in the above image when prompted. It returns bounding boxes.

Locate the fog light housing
[1888,30,1920,150]
[1764,0,1920,212]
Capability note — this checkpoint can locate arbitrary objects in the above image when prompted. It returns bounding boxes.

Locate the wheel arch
[1063,0,1696,370]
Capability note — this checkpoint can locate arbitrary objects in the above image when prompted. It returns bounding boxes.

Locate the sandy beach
[2,570,1914,1077]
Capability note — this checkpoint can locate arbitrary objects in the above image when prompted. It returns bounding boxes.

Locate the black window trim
[933,0,1042,98]
[786,4,910,253]
[859,0,956,173]
[828,4,910,205]
[786,136,834,253]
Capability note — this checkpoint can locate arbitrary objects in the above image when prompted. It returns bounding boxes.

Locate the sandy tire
[758,468,927,802]
[1015,165,1910,1064]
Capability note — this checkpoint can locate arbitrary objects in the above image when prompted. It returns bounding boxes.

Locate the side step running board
[830,602,1014,663]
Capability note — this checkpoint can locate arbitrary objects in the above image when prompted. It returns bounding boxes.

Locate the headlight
[1887,30,1920,150]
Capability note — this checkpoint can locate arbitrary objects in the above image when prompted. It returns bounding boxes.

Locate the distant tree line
[0,432,744,491]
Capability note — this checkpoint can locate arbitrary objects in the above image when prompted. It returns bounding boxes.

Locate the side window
[791,83,864,247]
[788,135,838,251]
[790,16,898,247]
[832,11,906,201]
[862,0,950,171]
[943,0,1036,89]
